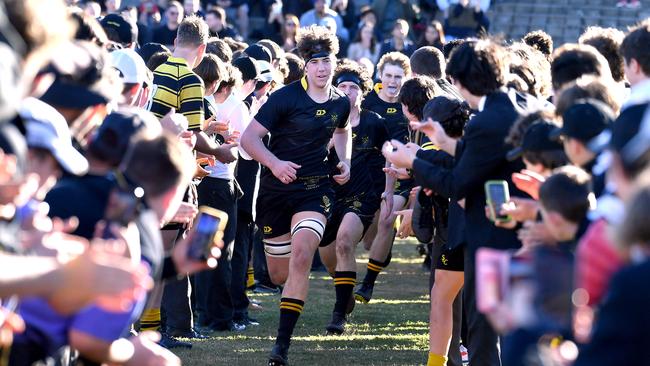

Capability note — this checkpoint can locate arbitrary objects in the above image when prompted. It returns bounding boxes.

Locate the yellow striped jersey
[147,57,204,131]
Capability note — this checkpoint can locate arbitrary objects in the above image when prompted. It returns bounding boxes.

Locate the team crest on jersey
[330,112,338,124]
[353,200,362,209]
[362,136,369,146]
[387,107,397,114]
[264,226,272,234]
[441,254,448,266]
[316,109,326,116]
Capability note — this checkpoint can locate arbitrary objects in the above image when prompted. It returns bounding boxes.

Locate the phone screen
[487,182,509,221]
[187,213,221,260]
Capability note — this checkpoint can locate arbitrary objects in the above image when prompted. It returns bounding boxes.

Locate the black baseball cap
[244,44,272,64]
[233,56,261,82]
[507,121,564,161]
[88,108,160,167]
[550,98,614,152]
[423,96,465,123]
[100,13,137,46]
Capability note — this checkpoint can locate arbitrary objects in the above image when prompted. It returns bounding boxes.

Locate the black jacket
[412,90,529,251]
[574,260,650,366]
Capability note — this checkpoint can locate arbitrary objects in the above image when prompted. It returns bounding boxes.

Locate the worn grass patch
[175,239,430,366]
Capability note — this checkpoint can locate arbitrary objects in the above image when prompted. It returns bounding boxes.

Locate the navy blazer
[412,90,531,252]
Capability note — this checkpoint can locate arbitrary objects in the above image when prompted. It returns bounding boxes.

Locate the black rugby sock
[333,271,356,314]
[276,297,304,346]
[363,259,384,286]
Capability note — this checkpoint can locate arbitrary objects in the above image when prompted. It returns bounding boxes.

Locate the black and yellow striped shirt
[148,57,204,131]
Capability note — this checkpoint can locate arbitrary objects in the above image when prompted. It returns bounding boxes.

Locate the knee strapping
[291,218,325,242]
[264,239,292,258]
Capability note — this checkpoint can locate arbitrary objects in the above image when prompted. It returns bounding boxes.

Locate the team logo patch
[353,200,362,209]
[316,109,326,116]
[387,107,397,114]
[441,255,448,266]
[264,226,272,234]
[352,132,357,140]
[330,112,338,124]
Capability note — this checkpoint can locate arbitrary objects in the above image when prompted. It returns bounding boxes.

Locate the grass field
[175,239,431,366]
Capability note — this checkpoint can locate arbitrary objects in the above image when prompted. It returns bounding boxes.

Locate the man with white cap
[21,97,89,199]
[109,48,152,108]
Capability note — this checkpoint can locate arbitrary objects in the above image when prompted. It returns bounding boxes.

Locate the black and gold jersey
[147,57,205,131]
[254,77,351,190]
[361,87,409,144]
[328,109,389,199]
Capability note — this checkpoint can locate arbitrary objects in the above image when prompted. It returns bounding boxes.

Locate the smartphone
[476,248,510,313]
[485,180,511,223]
[186,206,228,261]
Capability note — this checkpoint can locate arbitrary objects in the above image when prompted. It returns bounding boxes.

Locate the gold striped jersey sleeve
[148,57,205,131]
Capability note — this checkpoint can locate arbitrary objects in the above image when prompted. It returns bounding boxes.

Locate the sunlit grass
[176,239,430,365]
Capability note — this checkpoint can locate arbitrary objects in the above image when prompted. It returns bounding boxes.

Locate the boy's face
[337,81,362,108]
[380,64,406,99]
[305,55,335,89]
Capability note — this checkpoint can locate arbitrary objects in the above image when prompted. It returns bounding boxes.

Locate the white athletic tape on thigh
[291,218,325,241]
[264,239,292,257]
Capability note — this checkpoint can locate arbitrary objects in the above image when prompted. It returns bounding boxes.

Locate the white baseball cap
[20,97,89,176]
[257,60,274,83]
[109,48,150,85]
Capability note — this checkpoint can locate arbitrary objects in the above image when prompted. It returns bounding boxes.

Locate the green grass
[175,240,430,366]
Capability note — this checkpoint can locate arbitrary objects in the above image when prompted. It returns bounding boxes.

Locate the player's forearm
[241,130,280,169]
[333,128,352,166]
[194,131,219,155]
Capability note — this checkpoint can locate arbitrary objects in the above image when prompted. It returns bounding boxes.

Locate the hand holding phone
[186,206,227,262]
[485,180,511,223]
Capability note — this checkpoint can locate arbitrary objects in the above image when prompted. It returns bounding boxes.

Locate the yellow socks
[427,352,448,366]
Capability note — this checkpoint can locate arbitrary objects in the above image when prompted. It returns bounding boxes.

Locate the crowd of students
[1,0,650,365]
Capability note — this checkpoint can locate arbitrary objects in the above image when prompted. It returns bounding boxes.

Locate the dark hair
[352,22,377,51]
[146,51,171,71]
[206,37,233,63]
[554,76,621,116]
[423,96,471,138]
[579,26,625,82]
[398,75,440,120]
[508,42,552,98]
[523,150,569,170]
[71,11,108,46]
[539,166,592,223]
[418,20,445,48]
[333,59,373,95]
[506,110,557,147]
[123,134,193,198]
[216,63,242,93]
[446,39,507,96]
[194,54,225,88]
[222,36,247,53]
[284,53,305,84]
[207,7,226,22]
[296,25,339,61]
[550,44,607,91]
[442,38,466,60]
[410,46,445,79]
[620,20,650,77]
[523,30,554,58]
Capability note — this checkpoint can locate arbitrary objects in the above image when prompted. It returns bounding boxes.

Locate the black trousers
[232,211,253,319]
[195,177,238,327]
[464,246,501,366]
[162,273,193,334]
[429,243,463,366]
